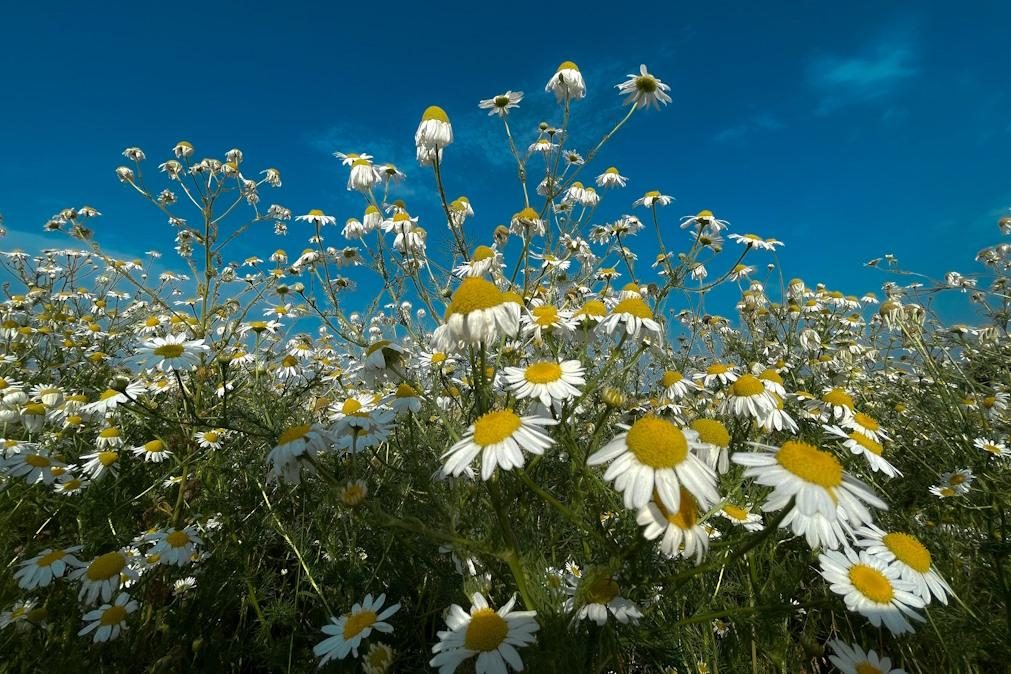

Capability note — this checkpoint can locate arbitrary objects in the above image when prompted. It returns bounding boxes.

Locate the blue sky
[1,2,1008,318]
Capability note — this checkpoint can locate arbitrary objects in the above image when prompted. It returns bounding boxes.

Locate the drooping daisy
[616,64,672,109]
[442,409,556,481]
[597,297,663,342]
[522,305,575,341]
[721,374,776,420]
[596,166,627,189]
[431,278,521,351]
[265,423,332,484]
[636,488,709,564]
[71,550,139,604]
[503,360,585,408]
[78,592,138,643]
[719,503,764,532]
[855,524,952,605]
[130,438,172,463]
[14,546,84,590]
[295,209,337,226]
[587,415,719,512]
[690,418,732,474]
[811,387,856,422]
[391,383,422,416]
[633,190,674,208]
[314,593,401,665]
[563,572,642,626]
[139,333,210,371]
[478,91,523,117]
[695,363,738,388]
[416,106,453,152]
[828,639,907,674]
[818,547,925,635]
[144,525,202,567]
[732,441,887,549]
[545,60,586,101]
[824,425,901,477]
[430,592,539,674]
[758,394,799,433]
[453,245,500,278]
[79,450,122,481]
[974,437,1010,459]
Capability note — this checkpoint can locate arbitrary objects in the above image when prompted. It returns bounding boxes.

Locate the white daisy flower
[416,106,453,152]
[479,91,523,117]
[597,297,662,343]
[295,209,337,226]
[545,60,585,101]
[266,423,332,484]
[70,550,139,605]
[563,573,642,626]
[314,593,401,665]
[828,639,907,674]
[144,525,202,567]
[719,503,764,532]
[660,370,698,399]
[695,363,738,388]
[78,592,138,643]
[974,436,1010,459]
[855,524,952,605]
[4,445,65,485]
[596,166,627,189]
[636,488,710,564]
[689,418,732,474]
[818,547,925,635]
[587,415,720,513]
[616,64,672,109]
[139,333,210,371]
[14,546,84,590]
[442,409,556,481]
[429,592,539,674]
[633,190,673,208]
[431,278,521,352]
[843,411,889,442]
[824,425,901,477]
[503,360,585,408]
[721,374,776,420]
[79,450,121,481]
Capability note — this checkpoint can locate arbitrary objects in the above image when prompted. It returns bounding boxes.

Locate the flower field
[1,61,1010,673]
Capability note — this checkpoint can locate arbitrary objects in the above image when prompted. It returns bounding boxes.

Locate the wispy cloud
[713,112,784,144]
[807,29,918,113]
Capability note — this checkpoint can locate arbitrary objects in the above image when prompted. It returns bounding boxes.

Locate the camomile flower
[695,363,738,388]
[844,411,889,442]
[633,190,674,208]
[824,425,901,477]
[314,593,401,665]
[339,479,368,507]
[974,436,1010,459]
[818,547,925,635]
[759,394,799,433]
[429,592,539,674]
[690,418,731,474]
[660,370,698,399]
[597,297,662,342]
[195,428,227,450]
[391,383,422,415]
[811,387,856,422]
[416,106,453,152]
[545,60,586,101]
[929,484,962,499]
[266,423,331,484]
[442,409,556,481]
[70,550,139,604]
[347,158,380,192]
[4,445,65,485]
[78,592,138,643]
[479,91,523,117]
[510,206,546,235]
[431,278,521,351]
[722,374,776,420]
[81,382,147,415]
[130,439,172,463]
[453,245,501,278]
[503,360,585,408]
[728,233,782,251]
[54,473,90,496]
[938,468,973,494]
[855,524,952,605]
[363,642,396,674]
[719,503,764,532]
[80,450,122,481]
[139,333,210,371]
[0,599,37,630]
[828,639,907,674]
[636,488,709,564]
[522,305,575,341]
[144,525,202,567]
[596,166,627,189]
[587,415,719,512]
[14,546,84,590]
[732,441,887,549]
[563,572,642,626]
[616,64,672,109]
[296,209,337,226]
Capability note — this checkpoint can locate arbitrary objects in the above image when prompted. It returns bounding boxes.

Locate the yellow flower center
[145,316,161,327]
[472,245,495,261]
[143,440,165,453]
[395,383,417,398]
[849,432,883,456]
[626,416,688,468]
[493,95,511,107]
[658,488,698,529]
[99,427,121,439]
[557,60,580,72]
[464,608,509,652]
[635,74,658,93]
[366,340,391,356]
[706,363,729,375]
[775,441,842,487]
[524,362,563,384]
[99,389,121,401]
[166,530,190,548]
[61,479,82,492]
[100,605,127,626]
[759,369,783,385]
[281,355,298,368]
[203,431,219,443]
[883,532,932,573]
[340,483,367,506]
[447,278,504,317]
[852,412,880,431]
[98,451,119,467]
[532,305,559,326]
[86,551,126,581]
[855,663,885,674]
[154,343,185,358]
[690,419,730,448]
[849,564,894,603]
[585,576,620,604]
[421,105,449,123]
[822,388,854,409]
[23,402,46,416]
[661,371,683,387]
[576,300,607,317]
[948,473,966,485]
[25,454,51,468]
[342,609,377,639]
[37,549,66,567]
[278,424,311,446]
[731,374,764,397]
[612,297,653,319]
[722,504,750,521]
[473,410,522,447]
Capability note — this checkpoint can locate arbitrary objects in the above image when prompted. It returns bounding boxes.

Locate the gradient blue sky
[1,2,1008,317]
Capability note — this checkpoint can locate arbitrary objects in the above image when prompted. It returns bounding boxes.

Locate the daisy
[144,525,202,566]
[660,370,698,399]
[759,394,799,433]
[80,382,147,415]
[314,593,401,665]
[339,479,368,507]
[563,573,642,626]
[14,546,84,590]
[54,473,90,496]
[597,297,663,342]
[636,488,709,564]
[596,166,627,189]
[363,643,396,674]
[347,158,380,192]
[78,592,138,643]
[974,437,1010,459]
[732,441,887,549]
[416,106,453,152]
[587,415,720,512]
[633,190,673,208]
[721,374,776,420]
[824,425,901,477]
[719,503,764,532]
[728,233,781,251]
[4,445,65,485]
[79,450,121,481]
[695,363,738,388]
[828,639,907,674]
[330,396,395,452]
[195,428,227,450]
[392,383,422,416]
[0,599,37,630]
[130,438,172,463]
[453,245,500,278]
[938,468,973,494]
[545,60,586,101]
[522,305,575,341]
[616,64,672,109]
[510,206,546,236]
[818,547,925,635]
[810,387,856,422]
[503,360,585,408]
[139,333,210,371]
[431,278,521,351]
[266,423,331,484]
[479,91,523,117]
[844,411,889,442]
[429,592,539,674]
[855,524,952,605]
[71,550,139,604]
[441,409,556,481]
[296,209,337,226]
[689,418,732,474]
